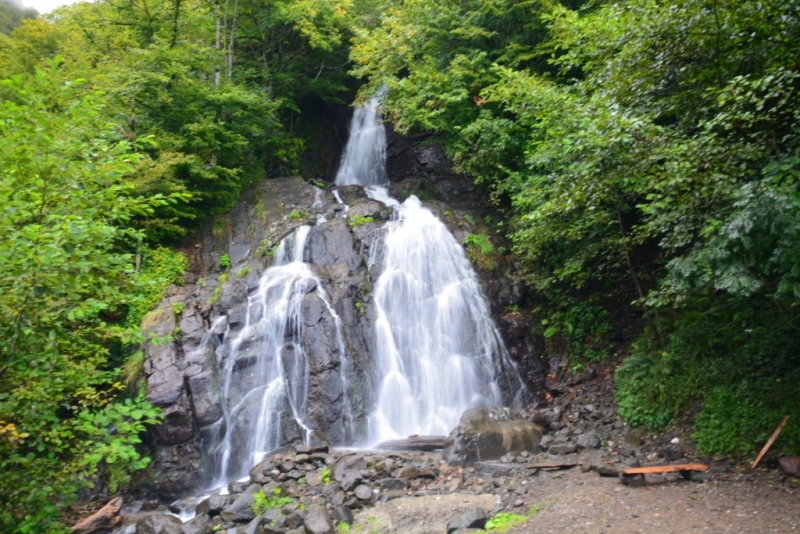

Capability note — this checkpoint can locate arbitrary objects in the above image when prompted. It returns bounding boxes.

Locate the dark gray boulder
[447,508,487,533]
[303,503,334,534]
[443,407,543,466]
[220,483,262,523]
[134,514,183,534]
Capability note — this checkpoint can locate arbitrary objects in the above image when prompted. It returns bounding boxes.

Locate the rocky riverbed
[78,362,798,534]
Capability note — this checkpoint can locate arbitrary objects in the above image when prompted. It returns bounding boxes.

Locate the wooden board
[623,463,708,475]
[526,462,581,470]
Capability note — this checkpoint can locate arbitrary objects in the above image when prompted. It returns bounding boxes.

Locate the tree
[0,61,163,532]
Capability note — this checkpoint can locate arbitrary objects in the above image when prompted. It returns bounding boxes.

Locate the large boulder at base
[443,407,543,466]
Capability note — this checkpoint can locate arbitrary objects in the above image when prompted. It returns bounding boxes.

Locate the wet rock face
[142,177,377,498]
[142,136,544,497]
[443,408,544,466]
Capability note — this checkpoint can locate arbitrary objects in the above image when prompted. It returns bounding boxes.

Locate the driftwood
[375,435,447,451]
[71,497,123,534]
[752,415,790,469]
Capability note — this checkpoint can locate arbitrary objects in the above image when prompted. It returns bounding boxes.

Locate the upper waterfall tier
[335,97,388,187]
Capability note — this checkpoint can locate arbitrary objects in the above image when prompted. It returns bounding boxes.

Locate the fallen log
[752,415,790,469]
[375,435,447,451]
[71,497,123,534]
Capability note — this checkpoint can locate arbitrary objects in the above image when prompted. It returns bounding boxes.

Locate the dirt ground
[504,463,799,533]
[348,458,799,533]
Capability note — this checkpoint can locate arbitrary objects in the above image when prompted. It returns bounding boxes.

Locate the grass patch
[349,213,374,227]
[252,488,293,515]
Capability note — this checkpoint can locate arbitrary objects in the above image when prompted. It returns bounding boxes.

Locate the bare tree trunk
[227,0,239,79]
[170,0,181,48]
[215,0,221,87]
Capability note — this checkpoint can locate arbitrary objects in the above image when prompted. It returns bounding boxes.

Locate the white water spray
[207,228,349,483]
[333,96,527,444]
[335,97,387,186]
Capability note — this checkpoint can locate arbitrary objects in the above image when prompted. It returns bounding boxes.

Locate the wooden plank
[623,463,708,475]
[526,462,581,470]
[752,415,790,469]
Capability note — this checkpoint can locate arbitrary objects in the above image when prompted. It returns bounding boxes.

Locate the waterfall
[335,97,388,186]
[366,194,518,442]
[205,228,349,483]
[334,97,526,444]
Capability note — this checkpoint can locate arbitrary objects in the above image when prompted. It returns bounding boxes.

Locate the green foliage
[219,253,231,270]
[336,521,351,533]
[235,265,252,279]
[354,0,800,458]
[252,488,293,516]
[208,273,228,307]
[540,304,610,364]
[355,302,366,316]
[484,512,528,532]
[464,232,496,272]
[617,298,800,455]
[289,210,308,220]
[0,62,165,532]
[321,465,332,484]
[127,247,188,328]
[349,214,374,227]
[464,233,494,256]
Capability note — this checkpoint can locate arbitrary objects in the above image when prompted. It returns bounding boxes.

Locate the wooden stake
[752,415,790,469]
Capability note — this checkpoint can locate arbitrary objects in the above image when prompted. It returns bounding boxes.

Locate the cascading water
[365,196,520,442]
[204,228,349,484]
[335,97,387,186]
[333,97,527,444]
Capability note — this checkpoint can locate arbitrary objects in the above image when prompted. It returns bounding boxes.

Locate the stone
[382,478,408,491]
[303,503,334,534]
[548,442,577,455]
[195,495,233,517]
[577,432,600,450]
[446,507,487,533]
[306,472,324,486]
[377,490,407,504]
[182,513,213,534]
[593,463,620,477]
[340,470,363,492]
[397,466,419,480]
[134,514,183,534]
[220,483,262,523]
[330,506,354,525]
[621,473,646,487]
[443,407,544,466]
[354,484,373,501]
[333,455,368,483]
[779,457,800,477]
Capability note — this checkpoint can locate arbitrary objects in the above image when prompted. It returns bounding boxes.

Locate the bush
[616,297,800,456]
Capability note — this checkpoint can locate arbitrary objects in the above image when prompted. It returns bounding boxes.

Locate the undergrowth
[616,296,800,456]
